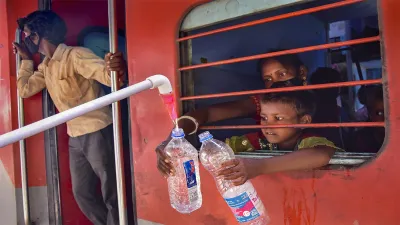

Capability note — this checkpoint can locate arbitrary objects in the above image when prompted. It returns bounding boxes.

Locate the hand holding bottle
[155,139,175,177]
[199,131,269,225]
[217,159,249,186]
[163,128,202,214]
[217,158,265,186]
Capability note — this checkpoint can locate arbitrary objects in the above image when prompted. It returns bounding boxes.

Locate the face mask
[270,77,304,89]
[24,35,41,55]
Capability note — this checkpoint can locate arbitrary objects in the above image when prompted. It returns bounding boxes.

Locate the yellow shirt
[17,44,113,137]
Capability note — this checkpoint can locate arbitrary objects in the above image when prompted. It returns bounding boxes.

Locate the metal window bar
[15,28,31,225]
[179,36,380,71]
[181,79,382,101]
[176,1,383,165]
[107,0,127,224]
[201,122,384,130]
[177,37,383,135]
[177,0,364,42]
[237,151,375,165]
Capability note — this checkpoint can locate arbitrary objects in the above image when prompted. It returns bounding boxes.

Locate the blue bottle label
[224,192,260,223]
[183,160,197,188]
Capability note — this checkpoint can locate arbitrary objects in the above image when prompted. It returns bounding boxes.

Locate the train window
[178,0,385,167]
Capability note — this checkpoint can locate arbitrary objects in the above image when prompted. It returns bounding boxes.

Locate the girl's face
[260,101,311,149]
[261,59,306,88]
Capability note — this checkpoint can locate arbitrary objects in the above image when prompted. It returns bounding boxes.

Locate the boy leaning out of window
[219,90,343,186]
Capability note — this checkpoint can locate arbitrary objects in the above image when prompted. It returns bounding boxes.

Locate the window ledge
[236,150,375,165]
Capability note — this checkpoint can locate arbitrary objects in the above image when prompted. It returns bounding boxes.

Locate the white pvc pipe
[0,75,172,148]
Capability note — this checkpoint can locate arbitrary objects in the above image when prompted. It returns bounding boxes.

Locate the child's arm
[217,147,335,186]
[250,147,334,175]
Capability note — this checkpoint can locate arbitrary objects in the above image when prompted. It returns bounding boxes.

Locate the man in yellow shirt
[13,10,125,225]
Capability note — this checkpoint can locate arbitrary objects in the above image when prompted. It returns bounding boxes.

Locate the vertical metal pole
[344,21,355,113]
[37,2,62,224]
[107,0,128,225]
[16,29,31,225]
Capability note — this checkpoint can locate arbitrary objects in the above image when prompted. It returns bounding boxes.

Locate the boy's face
[260,102,311,148]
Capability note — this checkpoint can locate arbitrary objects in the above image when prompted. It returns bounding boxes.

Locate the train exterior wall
[0,0,48,224]
[0,0,399,224]
[125,0,400,224]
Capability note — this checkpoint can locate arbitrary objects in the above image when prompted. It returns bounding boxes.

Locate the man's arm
[17,60,46,98]
[72,47,125,87]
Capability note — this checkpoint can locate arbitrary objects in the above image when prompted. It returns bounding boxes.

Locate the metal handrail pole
[15,28,31,225]
[107,0,127,223]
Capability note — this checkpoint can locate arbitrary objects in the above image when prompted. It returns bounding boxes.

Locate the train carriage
[0,0,399,224]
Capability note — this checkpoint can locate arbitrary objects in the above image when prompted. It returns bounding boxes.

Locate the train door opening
[40,0,136,224]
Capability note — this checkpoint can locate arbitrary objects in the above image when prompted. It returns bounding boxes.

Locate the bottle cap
[171,128,185,138]
[198,131,213,142]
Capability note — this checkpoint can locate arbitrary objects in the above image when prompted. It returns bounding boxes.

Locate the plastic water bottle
[164,128,202,213]
[198,131,270,225]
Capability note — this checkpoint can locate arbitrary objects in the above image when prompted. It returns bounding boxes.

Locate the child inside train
[346,85,384,153]
[217,90,342,186]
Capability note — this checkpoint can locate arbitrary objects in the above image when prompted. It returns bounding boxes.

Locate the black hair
[365,85,383,106]
[357,86,368,105]
[257,49,305,75]
[358,85,383,106]
[17,10,67,46]
[309,67,342,98]
[310,67,342,85]
[261,90,317,118]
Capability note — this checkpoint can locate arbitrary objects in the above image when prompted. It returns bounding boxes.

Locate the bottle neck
[200,137,213,144]
[172,137,184,140]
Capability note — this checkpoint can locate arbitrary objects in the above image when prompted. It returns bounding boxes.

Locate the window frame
[177,0,385,167]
